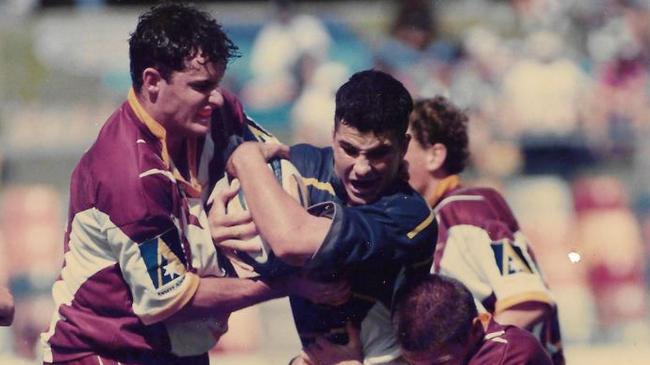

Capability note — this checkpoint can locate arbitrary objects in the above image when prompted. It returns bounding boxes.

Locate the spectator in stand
[373,0,453,98]
[242,0,332,111]
[499,30,593,177]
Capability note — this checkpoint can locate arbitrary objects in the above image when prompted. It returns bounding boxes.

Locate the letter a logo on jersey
[139,228,187,289]
[490,239,533,276]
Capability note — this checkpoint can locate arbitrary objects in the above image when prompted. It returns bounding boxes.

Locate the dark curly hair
[334,70,413,144]
[394,274,478,354]
[409,96,469,174]
[129,3,240,91]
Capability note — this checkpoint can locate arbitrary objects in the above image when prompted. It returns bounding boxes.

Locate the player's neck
[167,137,190,178]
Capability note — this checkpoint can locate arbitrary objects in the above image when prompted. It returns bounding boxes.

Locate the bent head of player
[129,3,239,142]
[332,70,413,206]
[394,275,484,365]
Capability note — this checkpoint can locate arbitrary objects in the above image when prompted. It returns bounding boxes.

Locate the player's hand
[226,141,290,176]
[302,323,363,365]
[208,178,260,253]
[285,272,351,306]
[259,141,290,161]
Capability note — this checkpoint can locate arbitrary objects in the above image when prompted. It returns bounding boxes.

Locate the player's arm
[225,141,332,266]
[0,285,14,326]
[448,227,554,331]
[167,275,285,322]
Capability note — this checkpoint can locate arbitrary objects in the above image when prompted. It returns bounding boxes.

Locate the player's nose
[209,88,224,108]
[352,157,372,177]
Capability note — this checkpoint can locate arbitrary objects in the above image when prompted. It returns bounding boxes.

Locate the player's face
[156,53,225,139]
[332,121,407,206]
[403,127,430,197]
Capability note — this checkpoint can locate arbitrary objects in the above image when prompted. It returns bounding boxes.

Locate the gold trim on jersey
[494,291,555,314]
[128,88,202,197]
[302,177,336,196]
[428,174,461,207]
[247,122,278,143]
[407,211,435,239]
[139,271,200,325]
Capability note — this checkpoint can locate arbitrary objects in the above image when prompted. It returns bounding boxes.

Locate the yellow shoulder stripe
[302,177,335,196]
[247,123,278,143]
[407,211,435,239]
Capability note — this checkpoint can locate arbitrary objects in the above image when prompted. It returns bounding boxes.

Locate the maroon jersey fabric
[470,318,553,365]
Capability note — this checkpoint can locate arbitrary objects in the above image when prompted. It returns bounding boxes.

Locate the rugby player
[39,4,347,364]
[212,70,438,364]
[403,96,564,364]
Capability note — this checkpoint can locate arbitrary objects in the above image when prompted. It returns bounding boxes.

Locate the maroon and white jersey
[40,89,260,363]
[430,176,564,364]
[470,316,553,365]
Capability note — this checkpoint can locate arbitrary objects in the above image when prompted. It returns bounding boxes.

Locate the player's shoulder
[370,181,437,241]
[472,320,552,365]
[436,186,518,231]
[75,103,175,227]
[289,143,333,177]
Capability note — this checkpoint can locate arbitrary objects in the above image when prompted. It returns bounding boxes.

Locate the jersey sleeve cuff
[138,271,200,325]
[303,201,343,272]
[494,291,555,314]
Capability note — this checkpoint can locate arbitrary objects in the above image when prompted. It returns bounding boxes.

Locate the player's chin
[346,190,378,206]
[187,124,211,137]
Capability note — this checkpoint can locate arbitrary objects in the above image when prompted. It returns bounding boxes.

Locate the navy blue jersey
[288,143,437,357]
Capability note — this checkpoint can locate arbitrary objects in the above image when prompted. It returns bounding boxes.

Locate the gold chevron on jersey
[245,117,278,143]
[490,239,533,276]
[139,228,187,290]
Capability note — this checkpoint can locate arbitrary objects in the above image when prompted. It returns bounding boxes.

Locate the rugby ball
[209,158,309,277]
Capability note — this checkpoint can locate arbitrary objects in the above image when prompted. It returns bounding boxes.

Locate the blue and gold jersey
[288,144,437,363]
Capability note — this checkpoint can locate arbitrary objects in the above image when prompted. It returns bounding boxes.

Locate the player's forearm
[168,276,285,323]
[230,142,330,265]
[494,302,550,330]
[0,286,14,326]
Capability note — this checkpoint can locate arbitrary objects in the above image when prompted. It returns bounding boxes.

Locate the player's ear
[468,316,485,343]
[426,143,447,173]
[142,67,163,98]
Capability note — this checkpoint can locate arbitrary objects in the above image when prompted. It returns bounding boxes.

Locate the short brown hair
[409,96,469,174]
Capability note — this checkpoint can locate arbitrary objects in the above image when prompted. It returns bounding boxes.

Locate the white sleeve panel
[102,212,199,325]
[438,225,553,312]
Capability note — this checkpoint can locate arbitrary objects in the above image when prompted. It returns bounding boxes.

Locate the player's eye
[366,146,391,160]
[191,81,217,93]
[340,143,359,157]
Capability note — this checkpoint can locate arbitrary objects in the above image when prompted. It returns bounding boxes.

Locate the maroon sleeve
[500,326,553,365]
[470,322,553,365]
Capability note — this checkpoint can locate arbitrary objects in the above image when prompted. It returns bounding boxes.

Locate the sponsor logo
[490,239,533,275]
[139,229,187,290]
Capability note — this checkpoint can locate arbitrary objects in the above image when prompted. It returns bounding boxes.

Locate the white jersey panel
[360,302,408,365]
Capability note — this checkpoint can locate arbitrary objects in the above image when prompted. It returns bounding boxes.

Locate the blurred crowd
[0,0,649,363]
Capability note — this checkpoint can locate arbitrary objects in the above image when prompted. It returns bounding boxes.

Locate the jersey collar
[428,174,461,206]
[127,88,202,198]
